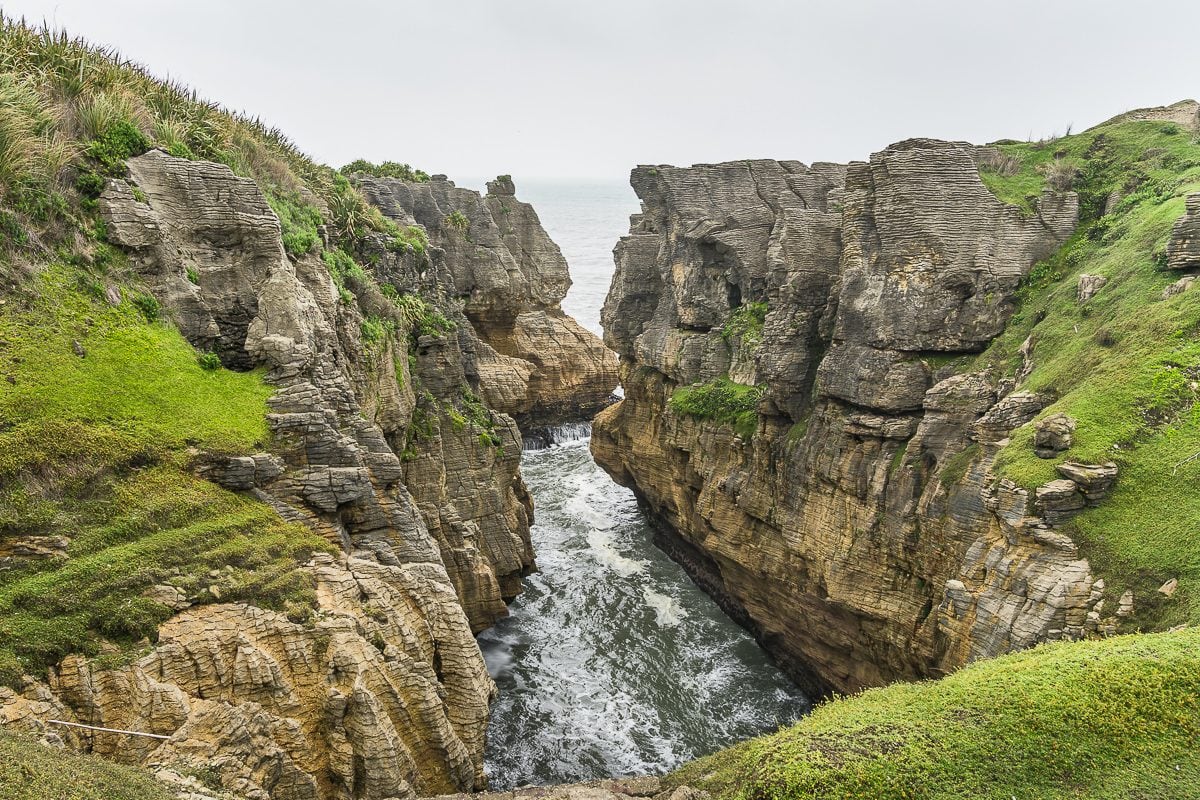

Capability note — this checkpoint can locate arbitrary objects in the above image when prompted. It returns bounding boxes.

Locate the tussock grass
[670,628,1200,800]
[0,728,175,800]
[0,14,428,266]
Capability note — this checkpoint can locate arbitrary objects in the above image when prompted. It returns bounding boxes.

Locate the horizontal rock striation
[356,174,619,429]
[592,144,1100,694]
[1,150,592,798]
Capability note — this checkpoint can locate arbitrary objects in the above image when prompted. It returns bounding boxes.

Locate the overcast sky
[5,1,1200,183]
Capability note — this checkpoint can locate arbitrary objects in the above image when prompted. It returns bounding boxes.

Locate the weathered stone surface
[1118,589,1135,618]
[972,391,1047,443]
[1054,461,1118,504]
[1104,99,1200,131]
[99,150,293,370]
[1077,274,1107,302]
[1035,479,1086,524]
[0,150,598,798]
[1034,413,1076,458]
[593,140,1088,695]
[1163,274,1197,299]
[1167,193,1200,271]
[356,174,618,427]
[426,775,687,800]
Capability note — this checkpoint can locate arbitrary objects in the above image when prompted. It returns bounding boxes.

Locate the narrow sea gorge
[474,180,808,787]
[480,431,808,788]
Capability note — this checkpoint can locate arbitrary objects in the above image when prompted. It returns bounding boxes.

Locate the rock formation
[355,174,619,430]
[591,144,1101,694]
[1,150,602,797]
[1167,192,1200,271]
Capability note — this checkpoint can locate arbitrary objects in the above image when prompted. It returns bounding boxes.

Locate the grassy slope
[670,628,1200,800]
[0,728,178,800]
[0,17,367,686]
[973,118,1200,629]
[0,263,331,685]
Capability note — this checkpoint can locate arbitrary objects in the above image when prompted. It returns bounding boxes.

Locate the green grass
[0,466,329,685]
[0,728,176,800]
[669,376,764,439]
[0,265,273,470]
[266,190,322,257]
[970,119,1200,627]
[722,301,768,350]
[0,263,329,686]
[978,164,1048,214]
[669,628,1200,800]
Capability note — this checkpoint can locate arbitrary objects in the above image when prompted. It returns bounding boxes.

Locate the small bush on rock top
[339,159,431,182]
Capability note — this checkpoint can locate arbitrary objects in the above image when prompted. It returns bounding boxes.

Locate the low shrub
[669,376,764,438]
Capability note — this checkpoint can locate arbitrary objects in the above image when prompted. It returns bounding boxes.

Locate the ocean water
[479,435,809,788]
[475,180,809,788]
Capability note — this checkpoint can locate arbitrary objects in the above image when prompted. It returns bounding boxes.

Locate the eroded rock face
[593,141,1094,694]
[0,149,585,798]
[3,555,492,799]
[1167,192,1200,271]
[356,174,619,428]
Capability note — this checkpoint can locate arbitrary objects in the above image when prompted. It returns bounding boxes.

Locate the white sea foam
[586,528,646,576]
[642,588,688,627]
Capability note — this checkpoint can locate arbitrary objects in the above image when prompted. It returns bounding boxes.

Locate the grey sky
[5,0,1200,183]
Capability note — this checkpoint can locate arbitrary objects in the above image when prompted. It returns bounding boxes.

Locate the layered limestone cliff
[356,174,618,430]
[0,150,597,798]
[592,145,1104,693]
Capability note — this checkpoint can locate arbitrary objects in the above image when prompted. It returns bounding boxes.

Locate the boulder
[1035,479,1086,524]
[1055,461,1118,503]
[1163,275,1196,299]
[1077,273,1107,302]
[1035,413,1076,458]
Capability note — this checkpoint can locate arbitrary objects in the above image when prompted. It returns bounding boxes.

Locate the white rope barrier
[46,719,171,740]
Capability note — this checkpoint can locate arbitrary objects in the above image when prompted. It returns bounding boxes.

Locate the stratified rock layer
[0,149,593,799]
[592,144,1094,694]
[356,174,619,428]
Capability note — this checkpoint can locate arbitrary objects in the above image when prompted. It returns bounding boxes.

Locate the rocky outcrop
[356,174,618,429]
[592,142,1095,694]
[0,149,594,798]
[1167,192,1200,271]
[2,555,492,799]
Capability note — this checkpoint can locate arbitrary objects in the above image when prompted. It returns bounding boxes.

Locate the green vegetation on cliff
[340,159,431,182]
[974,116,1200,629]
[721,301,768,349]
[0,263,330,686]
[670,377,765,439]
[670,628,1200,800]
[0,728,176,800]
[0,17,360,686]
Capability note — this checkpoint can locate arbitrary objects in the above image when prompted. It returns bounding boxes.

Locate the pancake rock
[591,142,1099,694]
[355,174,619,429]
[2,150,579,797]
